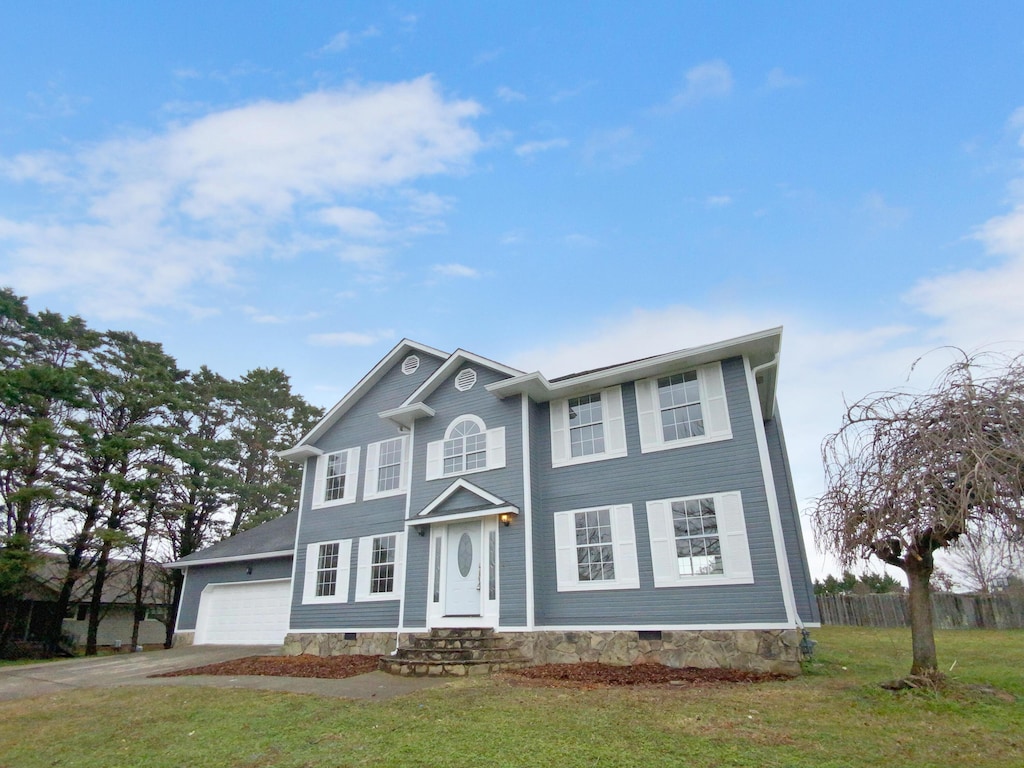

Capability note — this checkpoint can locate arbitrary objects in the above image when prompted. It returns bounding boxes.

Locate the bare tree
[940,519,1023,593]
[813,351,1024,679]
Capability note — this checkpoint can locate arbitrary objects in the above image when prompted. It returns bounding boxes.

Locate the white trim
[407,506,518,528]
[550,385,628,468]
[487,327,782,404]
[363,435,409,500]
[194,577,292,645]
[284,339,448,452]
[173,566,190,630]
[402,349,525,407]
[529,622,798,631]
[168,549,294,568]
[522,394,535,630]
[396,421,416,650]
[646,491,754,588]
[418,478,506,516]
[553,504,640,592]
[302,539,352,605]
[291,627,421,635]
[743,356,799,625]
[637,362,733,454]
[354,532,405,602]
[286,461,308,633]
[425,415,506,481]
[310,446,360,509]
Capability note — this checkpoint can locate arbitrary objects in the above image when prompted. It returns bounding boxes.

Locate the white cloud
[307,329,394,347]
[321,31,351,53]
[764,67,804,90]
[433,263,480,278]
[496,86,526,103]
[563,233,599,248]
[0,76,484,319]
[515,138,569,158]
[706,194,733,208]
[861,192,909,229]
[664,60,733,111]
[582,126,645,169]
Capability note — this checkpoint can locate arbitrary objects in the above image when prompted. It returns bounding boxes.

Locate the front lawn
[0,626,1020,768]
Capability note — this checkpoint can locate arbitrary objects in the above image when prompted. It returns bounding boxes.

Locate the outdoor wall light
[498,512,512,527]
[245,564,253,575]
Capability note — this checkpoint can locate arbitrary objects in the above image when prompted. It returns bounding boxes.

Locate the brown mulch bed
[155,655,788,688]
[154,654,381,679]
[503,662,790,688]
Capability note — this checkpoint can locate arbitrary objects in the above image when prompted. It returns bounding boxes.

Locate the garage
[194,579,292,645]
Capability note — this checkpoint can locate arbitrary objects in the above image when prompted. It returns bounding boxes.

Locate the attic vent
[401,355,420,375]
[454,368,477,392]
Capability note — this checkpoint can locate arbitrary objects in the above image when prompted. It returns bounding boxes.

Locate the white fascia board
[488,327,782,404]
[288,340,449,449]
[378,403,435,429]
[277,445,323,462]
[407,505,519,528]
[418,477,508,516]
[400,349,525,408]
[163,550,294,569]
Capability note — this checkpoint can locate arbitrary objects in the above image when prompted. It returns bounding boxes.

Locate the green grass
[1,627,1021,768]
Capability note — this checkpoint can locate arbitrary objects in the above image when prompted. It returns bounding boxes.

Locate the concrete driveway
[0,645,448,701]
[0,645,276,701]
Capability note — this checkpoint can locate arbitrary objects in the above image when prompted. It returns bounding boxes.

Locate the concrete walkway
[0,646,449,702]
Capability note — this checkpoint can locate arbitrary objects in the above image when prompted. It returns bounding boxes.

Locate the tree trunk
[905,560,939,676]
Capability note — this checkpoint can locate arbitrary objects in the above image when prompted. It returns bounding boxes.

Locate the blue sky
[3,2,1024,578]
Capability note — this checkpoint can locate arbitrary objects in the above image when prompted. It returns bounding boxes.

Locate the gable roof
[28,555,167,605]
[486,327,783,417]
[166,512,298,568]
[408,478,519,529]
[280,339,448,460]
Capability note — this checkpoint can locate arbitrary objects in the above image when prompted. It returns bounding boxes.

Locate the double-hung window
[553,504,639,591]
[425,415,506,480]
[355,532,405,601]
[302,539,352,604]
[549,386,627,467]
[645,491,753,587]
[364,436,409,500]
[311,447,360,508]
[636,362,732,453]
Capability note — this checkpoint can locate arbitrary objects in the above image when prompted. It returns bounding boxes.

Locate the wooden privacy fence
[816,593,1024,629]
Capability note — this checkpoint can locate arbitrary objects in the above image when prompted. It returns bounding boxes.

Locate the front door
[445,520,482,616]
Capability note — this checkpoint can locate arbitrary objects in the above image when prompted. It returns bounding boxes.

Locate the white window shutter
[363,442,380,500]
[302,542,320,603]
[354,535,373,601]
[398,436,410,492]
[699,362,732,440]
[392,533,405,597]
[635,379,659,452]
[486,427,506,469]
[553,511,578,591]
[611,504,639,588]
[549,400,568,466]
[646,500,678,587]
[343,447,361,503]
[603,386,627,457]
[717,491,753,583]
[311,455,327,508]
[336,539,353,601]
[425,439,443,481]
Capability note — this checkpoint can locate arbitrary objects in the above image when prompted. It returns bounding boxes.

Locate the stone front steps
[379,628,529,677]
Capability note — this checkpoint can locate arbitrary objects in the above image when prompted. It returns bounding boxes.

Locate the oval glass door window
[457,533,473,577]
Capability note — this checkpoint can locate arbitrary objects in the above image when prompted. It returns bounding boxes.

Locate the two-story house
[169,328,819,673]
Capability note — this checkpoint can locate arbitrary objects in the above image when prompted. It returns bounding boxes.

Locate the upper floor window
[363,436,409,500]
[635,362,732,453]
[355,532,405,601]
[645,491,753,588]
[553,504,640,592]
[549,386,627,467]
[426,415,506,480]
[301,539,352,604]
[311,447,360,508]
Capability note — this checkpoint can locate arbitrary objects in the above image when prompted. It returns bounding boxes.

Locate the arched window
[443,417,487,475]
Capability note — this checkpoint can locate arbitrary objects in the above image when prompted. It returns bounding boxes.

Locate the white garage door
[194,579,292,645]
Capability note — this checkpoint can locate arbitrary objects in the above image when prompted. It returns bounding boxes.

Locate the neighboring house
[169,328,819,673]
[11,556,169,648]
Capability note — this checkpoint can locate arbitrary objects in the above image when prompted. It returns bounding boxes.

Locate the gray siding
[765,412,821,623]
[403,366,528,628]
[291,352,444,631]
[532,356,790,627]
[176,557,293,631]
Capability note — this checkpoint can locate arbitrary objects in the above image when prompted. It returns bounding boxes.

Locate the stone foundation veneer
[283,628,803,675]
[172,631,195,648]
